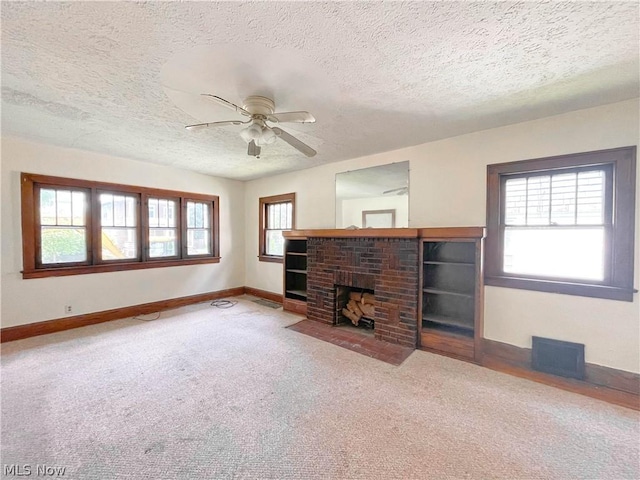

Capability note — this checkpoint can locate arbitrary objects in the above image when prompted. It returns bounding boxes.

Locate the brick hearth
[306,237,419,348]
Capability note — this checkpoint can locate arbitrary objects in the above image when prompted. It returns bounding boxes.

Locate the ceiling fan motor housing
[242,96,275,116]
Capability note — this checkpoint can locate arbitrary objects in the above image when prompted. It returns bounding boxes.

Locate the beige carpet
[1,296,638,479]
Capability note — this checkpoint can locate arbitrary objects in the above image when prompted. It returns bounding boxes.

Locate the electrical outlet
[65,305,72,314]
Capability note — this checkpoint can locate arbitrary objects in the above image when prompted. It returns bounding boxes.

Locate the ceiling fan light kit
[185,94,317,158]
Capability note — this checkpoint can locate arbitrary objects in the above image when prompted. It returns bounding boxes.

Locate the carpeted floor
[1,296,638,479]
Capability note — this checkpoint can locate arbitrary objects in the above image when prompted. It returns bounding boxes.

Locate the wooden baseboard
[481,339,640,410]
[1,287,245,343]
[244,287,283,304]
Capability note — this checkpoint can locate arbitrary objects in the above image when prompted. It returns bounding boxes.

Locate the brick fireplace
[306,235,419,347]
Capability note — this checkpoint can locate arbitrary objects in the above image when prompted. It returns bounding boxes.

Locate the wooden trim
[258,255,283,264]
[485,146,636,302]
[485,275,635,301]
[21,173,220,200]
[481,339,640,410]
[282,231,308,239]
[283,298,307,316]
[421,330,474,360]
[244,286,283,304]
[22,256,221,279]
[418,227,486,239]
[362,209,396,228]
[20,173,36,272]
[287,228,419,238]
[259,192,295,261]
[21,173,221,278]
[1,287,245,343]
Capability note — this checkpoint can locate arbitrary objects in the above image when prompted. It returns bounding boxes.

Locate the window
[147,197,178,259]
[485,147,636,301]
[21,173,220,278]
[99,192,139,261]
[185,200,212,256]
[37,186,89,267]
[259,193,295,262]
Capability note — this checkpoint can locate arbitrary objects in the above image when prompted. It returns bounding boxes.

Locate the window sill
[258,255,283,264]
[485,275,635,302]
[22,257,221,279]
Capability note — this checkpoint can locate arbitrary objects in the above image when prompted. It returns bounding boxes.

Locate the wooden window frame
[259,192,295,263]
[95,190,142,264]
[21,173,220,279]
[362,209,396,228]
[182,197,218,259]
[144,195,181,262]
[485,146,636,301]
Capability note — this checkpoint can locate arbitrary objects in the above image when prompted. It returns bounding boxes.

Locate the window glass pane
[149,228,178,258]
[504,179,527,225]
[577,170,604,225]
[526,176,550,225]
[267,204,273,228]
[168,200,176,227]
[125,197,136,226]
[56,190,72,226]
[72,191,85,226]
[41,227,87,264]
[286,202,292,229]
[274,203,281,229]
[148,198,158,227]
[504,227,604,281]
[100,193,114,226]
[187,229,211,255]
[550,173,576,225]
[195,202,203,228]
[113,195,126,227]
[266,229,284,256]
[187,202,196,228]
[102,227,137,260]
[158,200,168,228]
[202,203,209,228]
[40,189,57,225]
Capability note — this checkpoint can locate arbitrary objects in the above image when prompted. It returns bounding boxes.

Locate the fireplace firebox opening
[336,286,375,330]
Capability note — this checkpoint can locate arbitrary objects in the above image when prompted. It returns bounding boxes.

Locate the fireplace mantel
[284,228,419,239]
[284,227,485,239]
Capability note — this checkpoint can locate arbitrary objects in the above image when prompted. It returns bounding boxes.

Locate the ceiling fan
[185,94,316,157]
[383,186,409,196]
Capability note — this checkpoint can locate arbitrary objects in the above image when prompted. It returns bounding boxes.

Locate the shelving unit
[282,231,308,315]
[418,227,485,362]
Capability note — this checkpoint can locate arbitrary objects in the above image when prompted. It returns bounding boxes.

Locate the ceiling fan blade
[383,187,408,194]
[271,127,317,157]
[201,94,252,117]
[247,140,261,157]
[185,120,249,131]
[267,111,315,124]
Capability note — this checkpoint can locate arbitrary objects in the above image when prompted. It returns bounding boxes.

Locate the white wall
[245,99,640,373]
[1,137,245,328]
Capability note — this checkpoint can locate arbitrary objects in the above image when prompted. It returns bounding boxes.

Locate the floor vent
[252,299,282,309]
[532,336,585,380]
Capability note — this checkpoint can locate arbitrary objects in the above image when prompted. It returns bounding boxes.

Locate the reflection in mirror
[335,161,409,228]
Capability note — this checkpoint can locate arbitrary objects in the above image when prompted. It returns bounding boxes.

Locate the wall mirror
[335,161,409,228]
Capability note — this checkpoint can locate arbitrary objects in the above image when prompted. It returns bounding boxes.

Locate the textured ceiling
[2,2,638,180]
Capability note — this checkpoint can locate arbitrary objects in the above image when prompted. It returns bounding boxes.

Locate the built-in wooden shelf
[419,227,485,363]
[423,313,474,331]
[283,234,308,315]
[423,288,474,298]
[286,289,308,298]
[423,261,474,267]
